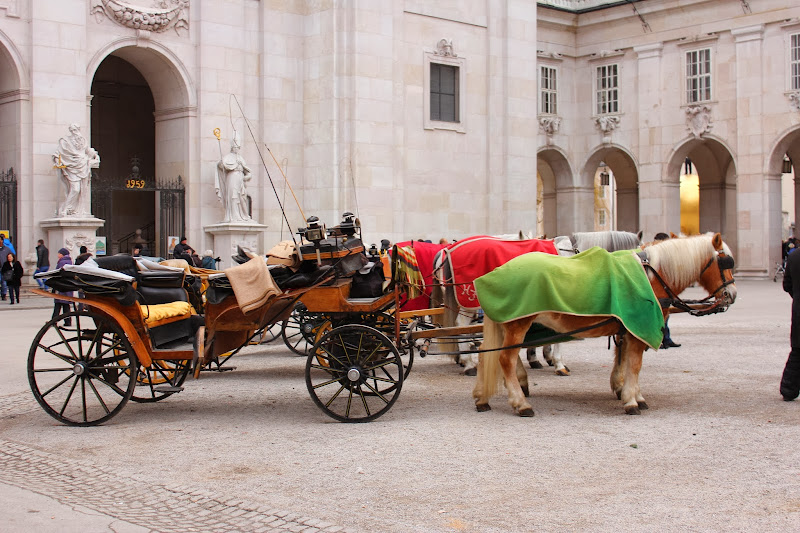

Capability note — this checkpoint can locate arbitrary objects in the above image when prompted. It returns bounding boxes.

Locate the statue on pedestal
[53,124,100,217]
[215,130,252,223]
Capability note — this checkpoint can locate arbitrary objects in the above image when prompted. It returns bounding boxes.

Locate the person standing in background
[781,245,800,401]
[1,252,23,304]
[52,248,74,326]
[0,237,9,300]
[35,239,50,289]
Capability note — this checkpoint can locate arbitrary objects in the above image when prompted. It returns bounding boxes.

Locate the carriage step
[152,385,184,393]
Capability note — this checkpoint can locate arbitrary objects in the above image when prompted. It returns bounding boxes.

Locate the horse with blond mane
[472,233,736,416]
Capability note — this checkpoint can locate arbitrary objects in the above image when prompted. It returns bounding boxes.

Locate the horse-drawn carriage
[27,213,738,426]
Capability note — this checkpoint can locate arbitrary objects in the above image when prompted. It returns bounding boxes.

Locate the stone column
[204,221,268,270]
[40,217,105,261]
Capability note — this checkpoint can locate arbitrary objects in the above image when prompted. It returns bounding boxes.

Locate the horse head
[643,233,736,313]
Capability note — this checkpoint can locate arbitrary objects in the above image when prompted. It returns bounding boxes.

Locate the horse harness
[636,248,735,317]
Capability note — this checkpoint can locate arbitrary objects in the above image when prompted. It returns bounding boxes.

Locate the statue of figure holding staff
[53,123,100,217]
[215,130,253,223]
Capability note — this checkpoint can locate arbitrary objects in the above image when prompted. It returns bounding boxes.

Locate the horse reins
[636,249,735,317]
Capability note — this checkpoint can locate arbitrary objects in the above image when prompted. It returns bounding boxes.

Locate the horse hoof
[625,405,641,415]
[522,386,530,397]
[464,367,477,377]
[614,390,622,400]
[519,408,535,417]
[529,361,544,369]
[638,401,649,410]
[476,403,491,412]
[564,365,571,372]
[555,368,570,376]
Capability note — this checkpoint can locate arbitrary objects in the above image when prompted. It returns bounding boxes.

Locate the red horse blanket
[445,236,558,309]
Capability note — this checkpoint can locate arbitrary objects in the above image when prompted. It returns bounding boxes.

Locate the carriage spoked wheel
[128,359,191,403]
[306,324,403,423]
[27,310,138,426]
[366,312,414,381]
[281,303,327,355]
[256,322,281,344]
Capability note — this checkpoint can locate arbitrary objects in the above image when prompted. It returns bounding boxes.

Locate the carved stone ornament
[539,116,561,136]
[594,115,620,134]
[92,0,189,35]
[789,92,800,112]
[66,233,95,253]
[435,38,456,57]
[685,105,713,138]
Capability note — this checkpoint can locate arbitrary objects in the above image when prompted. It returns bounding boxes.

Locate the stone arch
[583,144,640,233]
[88,40,196,255]
[766,125,800,269]
[537,146,573,237]
[664,135,737,253]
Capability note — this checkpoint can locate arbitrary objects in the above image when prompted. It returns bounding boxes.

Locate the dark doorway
[90,55,155,254]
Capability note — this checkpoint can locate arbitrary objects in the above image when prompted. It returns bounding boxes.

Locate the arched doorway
[91,55,156,254]
[768,127,800,275]
[0,35,24,251]
[88,44,195,258]
[666,137,737,253]
[537,147,572,237]
[583,146,640,233]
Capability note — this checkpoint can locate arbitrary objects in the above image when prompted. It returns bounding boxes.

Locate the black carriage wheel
[281,303,326,356]
[129,359,191,403]
[27,311,138,426]
[257,322,281,344]
[366,312,414,381]
[306,324,403,423]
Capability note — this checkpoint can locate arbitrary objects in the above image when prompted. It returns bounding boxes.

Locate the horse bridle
[636,248,735,317]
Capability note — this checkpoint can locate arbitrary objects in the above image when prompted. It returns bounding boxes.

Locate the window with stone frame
[539,66,558,115]
[596,64,619,115]
[686,48,712,103]
[792,33,800,90]
[598,209,607,227]
[430,63,459,123]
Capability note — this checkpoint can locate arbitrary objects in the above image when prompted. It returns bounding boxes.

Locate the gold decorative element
[213,128,221,141]
[52,154,66,169]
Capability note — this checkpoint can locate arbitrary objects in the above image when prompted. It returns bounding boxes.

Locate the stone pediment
[92,0,189,35]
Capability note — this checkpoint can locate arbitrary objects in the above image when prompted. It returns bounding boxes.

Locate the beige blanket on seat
[224,257,280,314]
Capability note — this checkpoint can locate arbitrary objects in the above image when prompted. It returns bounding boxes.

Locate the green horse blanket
[473,247,664,350]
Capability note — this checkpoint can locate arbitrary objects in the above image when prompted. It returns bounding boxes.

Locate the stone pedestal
[204,221,268,270]
[41,216,105,258]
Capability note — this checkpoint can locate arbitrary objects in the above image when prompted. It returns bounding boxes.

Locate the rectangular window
[540,66,558,115]
[598,209,607,227]
[430,63,459,123]
[792,34,800,90]
[596,64,619,114]
[686,49,712,103]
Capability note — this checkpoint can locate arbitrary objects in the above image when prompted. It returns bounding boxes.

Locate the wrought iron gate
[158,175,185,259]
[0,168,17,247]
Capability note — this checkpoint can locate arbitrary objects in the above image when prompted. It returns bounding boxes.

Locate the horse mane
[644,234,732,291]
[572,231,641,252]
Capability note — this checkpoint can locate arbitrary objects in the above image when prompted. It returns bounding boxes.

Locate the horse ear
[637,230,643,241]
[712,233,722,249]
[670,232,679,239]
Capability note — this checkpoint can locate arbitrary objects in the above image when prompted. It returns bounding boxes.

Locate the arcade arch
[666,137,737,253]
[536,147,572,238]
[87,44,194,256]
[583,146,640,233]
[0,33,26,252]
[768,126,800,267]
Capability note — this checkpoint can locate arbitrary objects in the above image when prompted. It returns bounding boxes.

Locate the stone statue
[215,130,252,223]
[53,124,100,217]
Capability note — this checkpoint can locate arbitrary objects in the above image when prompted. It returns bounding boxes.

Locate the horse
[472,232,736,417]
[434,231,642,376]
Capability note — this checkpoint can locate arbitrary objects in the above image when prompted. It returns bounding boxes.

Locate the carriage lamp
[338,212,359,238]
[300,216,326,266]
[368,244,379,258]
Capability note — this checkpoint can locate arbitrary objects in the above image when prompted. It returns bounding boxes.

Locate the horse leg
[526,347,544,369]
[516,353,530,397]
[610,334,625,399]
[499,322,534,416]
[473,352,491,412]
[544,344,570,376]
[618,333,647,415]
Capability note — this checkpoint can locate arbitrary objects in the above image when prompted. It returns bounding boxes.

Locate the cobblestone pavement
[0,438,350,533]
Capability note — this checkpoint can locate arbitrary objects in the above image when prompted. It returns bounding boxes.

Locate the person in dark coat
[35,239,50,289]
[53,248,74,326]
[781,248,800,400]
[1,252,23,304]
[0,237,10,300]
[75,245,92,265]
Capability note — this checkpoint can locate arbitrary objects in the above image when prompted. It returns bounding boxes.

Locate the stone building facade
[0,0,797,277]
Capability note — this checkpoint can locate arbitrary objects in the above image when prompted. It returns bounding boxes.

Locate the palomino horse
[434,231,642,376]
[472,233,736,416]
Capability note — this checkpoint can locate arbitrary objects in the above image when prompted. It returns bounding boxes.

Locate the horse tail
[479,316,504,399]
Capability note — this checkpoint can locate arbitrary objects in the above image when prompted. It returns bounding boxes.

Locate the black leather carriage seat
[96,254,202,348]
